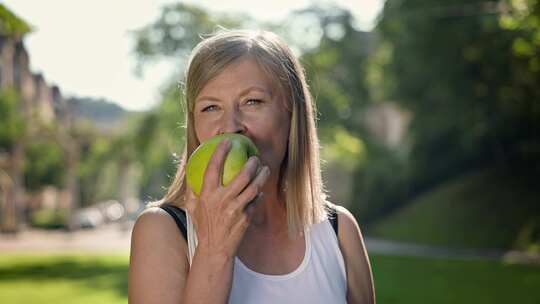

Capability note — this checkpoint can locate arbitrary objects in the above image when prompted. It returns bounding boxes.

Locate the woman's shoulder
[129,206,190,302]
[323,201,362,242]
[131,205,189,256]
[134,205,175,229]
[324,201,355,222]
[323,203,375,303]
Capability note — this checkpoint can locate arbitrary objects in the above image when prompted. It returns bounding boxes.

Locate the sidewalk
[365,237,540,265]
[365,237,505,260]
[0,221,133,254]
[1,224,538,264]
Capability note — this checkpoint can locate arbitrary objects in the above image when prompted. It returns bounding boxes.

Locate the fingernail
[223,139,231,148]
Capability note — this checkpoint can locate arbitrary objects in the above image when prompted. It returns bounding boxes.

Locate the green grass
[369,166,540,250]
[371,254,540,304]
[0,254,129,304]
[0,253,539,303]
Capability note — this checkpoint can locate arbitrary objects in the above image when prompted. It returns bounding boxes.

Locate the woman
[128,29,375,304]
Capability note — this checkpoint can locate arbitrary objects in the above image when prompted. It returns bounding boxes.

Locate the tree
[372,0,540,196]
[0,4,33,37]
[132,2,244,76]
[0,88,25,232]
[0,89,25,153]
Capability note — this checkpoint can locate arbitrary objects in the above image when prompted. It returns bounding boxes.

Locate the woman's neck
[248,177,287,235]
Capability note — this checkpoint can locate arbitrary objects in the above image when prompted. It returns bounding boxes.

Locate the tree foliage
[0,4,33,36]
[294,5,373,171]
[132,2,246,76]
[373,0,540,194]
[0,89,25,153]
[24,140,64,191]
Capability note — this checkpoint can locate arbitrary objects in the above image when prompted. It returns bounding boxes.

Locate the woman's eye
[202,105,218,112]
[246,99,262,105]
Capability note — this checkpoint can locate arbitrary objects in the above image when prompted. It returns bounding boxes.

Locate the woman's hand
[184,138,270,260]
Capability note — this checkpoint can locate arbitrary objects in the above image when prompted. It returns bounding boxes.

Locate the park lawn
[369,166,540,251]
[372,254,540,304]
[0,253,129,304]
[0,253,539,303]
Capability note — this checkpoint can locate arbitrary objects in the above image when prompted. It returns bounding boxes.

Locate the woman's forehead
[197,58,281,99]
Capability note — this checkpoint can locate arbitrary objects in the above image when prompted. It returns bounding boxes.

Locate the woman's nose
[220,107,246,134]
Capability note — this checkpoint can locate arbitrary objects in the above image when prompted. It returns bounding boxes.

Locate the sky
[3,0,384,111]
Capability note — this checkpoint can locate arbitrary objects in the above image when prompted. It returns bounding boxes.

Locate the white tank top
[227,218,348,303]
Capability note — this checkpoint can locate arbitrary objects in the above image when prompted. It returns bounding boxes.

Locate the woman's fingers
[201,139,231,193]
[189,139,270,258]
[222,156,260,200]
[184,186,197,215]
[230,165,271,213]
[245,192,264,216]
[229,212,252,244]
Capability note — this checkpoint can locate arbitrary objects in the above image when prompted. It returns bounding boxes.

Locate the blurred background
[0,0,539,303]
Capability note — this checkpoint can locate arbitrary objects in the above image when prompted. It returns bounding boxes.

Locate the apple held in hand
[186,133,260,196]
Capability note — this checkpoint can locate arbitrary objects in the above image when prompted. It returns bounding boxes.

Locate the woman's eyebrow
[196,86,271,103]
[238,86,270,97]
[196,95,221,103]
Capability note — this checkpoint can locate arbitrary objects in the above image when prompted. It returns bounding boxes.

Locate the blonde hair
[153,29,330,238]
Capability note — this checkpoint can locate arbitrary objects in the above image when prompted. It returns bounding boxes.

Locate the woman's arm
[128,207,235,304]
[336,206,376,304]
[128,207,191,303]
[129,139,268,304]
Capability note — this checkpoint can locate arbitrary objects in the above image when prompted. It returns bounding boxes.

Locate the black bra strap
[160,203,188,240]
[326,203,339,236]
[159,202,339,240]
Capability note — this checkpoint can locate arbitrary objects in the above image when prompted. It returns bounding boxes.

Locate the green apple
[186,133,259,196]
